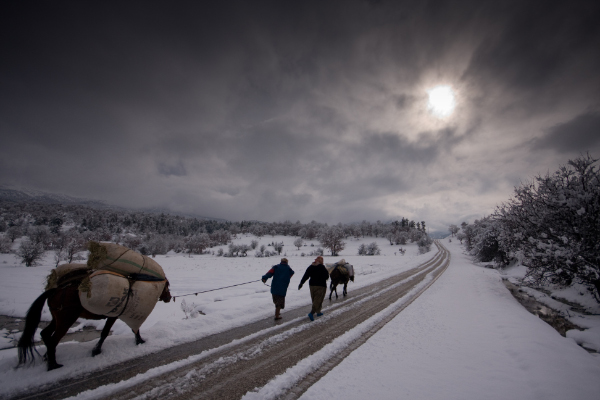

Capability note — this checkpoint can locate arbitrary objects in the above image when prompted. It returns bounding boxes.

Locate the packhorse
[17,272,171,371]
[328,262,355,300]
[18,242,172,371]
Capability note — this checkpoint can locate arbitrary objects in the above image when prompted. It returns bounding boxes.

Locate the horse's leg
[343,282,348,296]
[45,285,83,370]
[329,282,333,300]
[92,317,116,357]
[40,319,56,361]
[45,309,80,371]
[133,329,145,345]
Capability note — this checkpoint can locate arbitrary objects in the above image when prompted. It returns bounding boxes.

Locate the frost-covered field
[1,236,599,399]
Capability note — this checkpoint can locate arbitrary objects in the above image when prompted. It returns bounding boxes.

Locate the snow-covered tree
[293,238,303,250]
[448,224,459,237]
[273,241,284,255]
[394,231,408,245]
[319,226,346,256]
[144,235,167,257]
[186,233,211,255]
[6,226,21,242]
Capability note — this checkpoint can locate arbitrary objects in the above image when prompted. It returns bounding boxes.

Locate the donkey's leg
[92,317,116,357]
[133,329,145,345]
[343,282,348,296]
[329,282,333,300]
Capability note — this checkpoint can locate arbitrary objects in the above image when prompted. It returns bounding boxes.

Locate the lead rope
[172,279,265,302]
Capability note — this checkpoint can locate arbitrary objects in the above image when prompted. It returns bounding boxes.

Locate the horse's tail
[18,289,56,365]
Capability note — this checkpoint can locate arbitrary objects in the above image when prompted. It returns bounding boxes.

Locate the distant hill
[0,186,109,207]
[0,186,224,221]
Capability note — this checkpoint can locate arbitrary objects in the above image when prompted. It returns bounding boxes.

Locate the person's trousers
[309,285,327,315]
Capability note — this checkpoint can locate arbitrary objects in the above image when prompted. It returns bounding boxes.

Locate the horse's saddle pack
[45,242,167,332]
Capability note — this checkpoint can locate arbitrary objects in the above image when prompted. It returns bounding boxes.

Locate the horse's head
[160,279,172,303]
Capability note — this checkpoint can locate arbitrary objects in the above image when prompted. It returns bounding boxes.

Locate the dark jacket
[299,263,329,287]
[262,263,295,297]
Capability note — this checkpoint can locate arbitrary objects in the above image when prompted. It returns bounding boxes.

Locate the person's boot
[275,307,282,320]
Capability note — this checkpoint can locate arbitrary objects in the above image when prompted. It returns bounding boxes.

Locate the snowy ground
[297,240,600,400]
[0,236,599,399]
[0,235,425,396]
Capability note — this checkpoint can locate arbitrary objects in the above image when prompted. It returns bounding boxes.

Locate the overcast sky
[1,0,599,232]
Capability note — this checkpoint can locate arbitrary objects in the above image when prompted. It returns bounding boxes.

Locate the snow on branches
[467,154,600,301]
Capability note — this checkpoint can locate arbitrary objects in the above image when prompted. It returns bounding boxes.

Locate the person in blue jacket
[262,258,295,320]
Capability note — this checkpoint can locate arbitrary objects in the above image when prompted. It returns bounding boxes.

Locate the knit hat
[315,256,324,264]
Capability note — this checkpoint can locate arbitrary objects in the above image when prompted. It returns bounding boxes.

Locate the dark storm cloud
[1,1,599,228]
[462,1,600,116]
[158,161,187,177]
[533,111,600,153]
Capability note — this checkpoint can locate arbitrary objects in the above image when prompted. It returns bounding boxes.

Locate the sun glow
[427,85,455,117]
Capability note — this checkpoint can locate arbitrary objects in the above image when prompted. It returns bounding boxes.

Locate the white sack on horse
[324,263,337,274]
[325,259,354,278]
[87,242,166,280]
[79,270,166,332]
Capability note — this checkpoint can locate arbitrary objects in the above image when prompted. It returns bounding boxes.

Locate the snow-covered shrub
[468,217,509,265]
[358,242,380,255]
[493,154,600,300]
[0,235,11,253]
[417,235,433,254]
[250,239,259,249]
[180,299,204,319]
[238,244,251,256]
[17,238,44,267]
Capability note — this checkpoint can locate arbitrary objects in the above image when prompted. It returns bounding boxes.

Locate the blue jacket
[262,263,295,297]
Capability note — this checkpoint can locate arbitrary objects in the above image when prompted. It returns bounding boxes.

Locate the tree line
[0,200,431,265]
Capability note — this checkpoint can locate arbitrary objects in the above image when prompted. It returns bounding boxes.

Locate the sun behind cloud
[427,85,456,118]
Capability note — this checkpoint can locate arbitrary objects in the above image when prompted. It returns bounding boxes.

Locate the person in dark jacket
[298,256,329,321]
[262,258,295,320]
